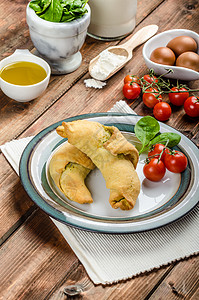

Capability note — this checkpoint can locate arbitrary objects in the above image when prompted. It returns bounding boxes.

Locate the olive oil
[0,61,47,85]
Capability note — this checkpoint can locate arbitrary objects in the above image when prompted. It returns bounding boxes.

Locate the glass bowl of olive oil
[0,49,51,102]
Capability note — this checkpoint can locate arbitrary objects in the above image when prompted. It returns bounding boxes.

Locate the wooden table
[0,0,198,299]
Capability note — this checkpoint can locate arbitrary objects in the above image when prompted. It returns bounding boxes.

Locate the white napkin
[1,100,199,285]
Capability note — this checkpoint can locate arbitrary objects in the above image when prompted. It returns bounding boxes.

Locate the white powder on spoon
[90,49,126,81]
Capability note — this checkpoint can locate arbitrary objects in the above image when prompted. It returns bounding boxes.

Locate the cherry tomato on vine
[124,75,140,85]
[143,74,158,84]
[168,87,189,106]
[143,87,162,108]
[184,96,199,117]
[123,82,141,100]
[164,150,187,173]
[153,102,172,121]
[148,144,167,161]
[143,158,166,182]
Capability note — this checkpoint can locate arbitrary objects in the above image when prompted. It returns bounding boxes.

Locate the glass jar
[87,0,137,41]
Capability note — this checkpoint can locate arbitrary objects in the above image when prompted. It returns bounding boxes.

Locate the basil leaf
[149,132,181,148]
[134,116,160,154]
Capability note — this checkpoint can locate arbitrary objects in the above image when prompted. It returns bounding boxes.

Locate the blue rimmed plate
[19,113,199,233]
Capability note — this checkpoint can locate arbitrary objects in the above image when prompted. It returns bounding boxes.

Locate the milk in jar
[88,0,137,40]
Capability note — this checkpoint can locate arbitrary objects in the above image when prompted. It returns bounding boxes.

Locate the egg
[150,47,176,66]
[167,36,197,56]
[176,52,199,72]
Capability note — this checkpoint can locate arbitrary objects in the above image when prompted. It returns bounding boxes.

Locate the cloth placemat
[1,100,199,285]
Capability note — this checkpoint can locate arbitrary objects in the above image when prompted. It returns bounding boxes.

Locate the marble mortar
[26,3,91,74]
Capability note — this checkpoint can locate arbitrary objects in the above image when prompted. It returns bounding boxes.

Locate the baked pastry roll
[49,142,95,204]
[56,120,140,210]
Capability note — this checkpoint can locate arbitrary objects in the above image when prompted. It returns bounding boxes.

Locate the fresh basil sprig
[134,116,181,154]
[29,0,89,23]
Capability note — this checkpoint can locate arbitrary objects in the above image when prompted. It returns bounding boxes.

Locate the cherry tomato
[143,88,162,108]
[184,96,199,117]
[143,74,158,84]
[153,102,172,121]
[169,87,189,106]
[143,158,166,182]
[124,75,140,85]
[164,150,187,173]
[148,144,167,161]
[123,82,141,100]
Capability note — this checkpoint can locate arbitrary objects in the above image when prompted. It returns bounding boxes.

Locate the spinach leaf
[61,11,75,22]
[40,0,52,13]
[149,132,181,149]
[30,0,51,14]
[134,116,160,154]
[134,116,181,154]
[60,0,88,22]
[39,0,63,22]
[29,0,43,13]
[29,0,88,23]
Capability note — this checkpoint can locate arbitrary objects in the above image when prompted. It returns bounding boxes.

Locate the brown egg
[150,47,176,66]
[176,52,199,72]
[167,36,197,56]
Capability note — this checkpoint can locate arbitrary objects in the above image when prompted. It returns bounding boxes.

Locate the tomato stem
[157,140,169,163]
[140,69,199,95]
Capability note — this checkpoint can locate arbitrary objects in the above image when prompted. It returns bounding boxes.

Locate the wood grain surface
[0,0,198,299]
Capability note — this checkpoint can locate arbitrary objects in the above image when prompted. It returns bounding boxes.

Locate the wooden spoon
[89,24,159,81]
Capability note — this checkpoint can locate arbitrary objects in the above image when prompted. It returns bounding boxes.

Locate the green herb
[135,116,181,154]
[29,0,89,23]
[149,132,181,149]
[134,116,160,154]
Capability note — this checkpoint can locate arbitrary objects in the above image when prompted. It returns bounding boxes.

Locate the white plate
[19,113,199,233]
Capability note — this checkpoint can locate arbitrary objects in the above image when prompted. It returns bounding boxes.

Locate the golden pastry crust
[60,163,93,204]
[103,125,139,169]
[58,120,140,210]
[49,142,95,204]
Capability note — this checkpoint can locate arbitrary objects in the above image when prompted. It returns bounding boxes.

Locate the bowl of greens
[26,0,90,74]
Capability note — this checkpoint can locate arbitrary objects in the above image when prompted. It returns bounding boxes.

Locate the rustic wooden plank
[0,0,32,58]
[191,130,199,147]
[0,0,164,145]
[1,216,198,300]
[147,256,199,299]
[0,209,78,300]
[47,257,199,300]
[0,155,36,243]
[47,264,173,300]
[189,289,199,300]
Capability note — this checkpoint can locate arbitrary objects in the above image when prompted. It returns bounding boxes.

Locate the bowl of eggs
[142,29,199,81]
